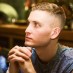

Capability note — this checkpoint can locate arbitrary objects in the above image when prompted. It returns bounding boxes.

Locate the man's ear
[50,27,61,39]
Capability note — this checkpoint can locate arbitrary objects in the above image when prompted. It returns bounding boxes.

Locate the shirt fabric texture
[31,44,73,73]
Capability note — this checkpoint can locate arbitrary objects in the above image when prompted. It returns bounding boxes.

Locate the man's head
[32,2,66,29]
[25,2,66,47]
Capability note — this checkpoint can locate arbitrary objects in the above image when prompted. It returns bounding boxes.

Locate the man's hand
[8,46,32,62]
[8,46,36,73]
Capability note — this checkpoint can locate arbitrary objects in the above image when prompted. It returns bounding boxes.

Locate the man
[7,2,73,73]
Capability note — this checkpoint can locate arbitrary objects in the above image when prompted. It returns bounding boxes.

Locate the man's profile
[7,2,73,73]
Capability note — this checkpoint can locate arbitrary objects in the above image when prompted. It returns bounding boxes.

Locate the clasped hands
[8,46,36,73]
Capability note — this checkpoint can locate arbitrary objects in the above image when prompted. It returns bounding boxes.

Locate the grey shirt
[31,44,73,73]
[6,44,73,73]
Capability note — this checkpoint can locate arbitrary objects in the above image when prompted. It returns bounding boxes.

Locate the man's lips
[25,37,32,40]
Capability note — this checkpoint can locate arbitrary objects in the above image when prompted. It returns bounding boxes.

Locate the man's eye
[34,22,40,27]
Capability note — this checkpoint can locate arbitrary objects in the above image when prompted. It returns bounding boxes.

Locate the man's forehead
[28,10,53,21]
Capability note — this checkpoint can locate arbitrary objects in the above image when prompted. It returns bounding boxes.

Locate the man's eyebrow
[33,21,41,24]
[27,19,40,23]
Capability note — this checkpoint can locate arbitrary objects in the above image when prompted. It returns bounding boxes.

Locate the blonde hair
[32,2,66,29]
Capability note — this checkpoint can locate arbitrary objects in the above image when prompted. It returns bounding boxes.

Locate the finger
[8,45,19,56]
[14,50,30,60]
[18,47,32,57]
[8,46,32,61]
[8,50,30,61]
[9,56,25,63]
[27,47,32,52]
[8,54,16,61]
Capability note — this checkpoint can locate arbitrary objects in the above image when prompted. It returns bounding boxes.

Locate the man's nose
[25,24,32,34]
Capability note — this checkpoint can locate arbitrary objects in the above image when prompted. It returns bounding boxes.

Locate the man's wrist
[22,66,36,73]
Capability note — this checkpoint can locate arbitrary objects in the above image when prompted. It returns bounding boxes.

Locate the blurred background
[0,0,73,26]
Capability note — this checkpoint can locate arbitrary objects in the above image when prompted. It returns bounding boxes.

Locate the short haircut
[31,2,66,29]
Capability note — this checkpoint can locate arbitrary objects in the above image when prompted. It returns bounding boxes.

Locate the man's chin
[25,44,31,47]
[24,43,37,48]
[24,42,33,47]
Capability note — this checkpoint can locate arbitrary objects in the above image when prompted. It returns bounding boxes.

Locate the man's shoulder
[55,45,73,73]
[60,45,73,59]
[57,44,73,67]
[65,48,73,59]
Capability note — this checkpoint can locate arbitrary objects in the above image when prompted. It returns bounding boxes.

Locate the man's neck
[35,40,58,62]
